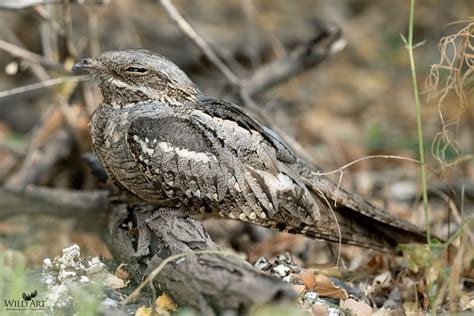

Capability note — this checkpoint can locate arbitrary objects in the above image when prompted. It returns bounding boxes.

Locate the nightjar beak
[71,58,98,73]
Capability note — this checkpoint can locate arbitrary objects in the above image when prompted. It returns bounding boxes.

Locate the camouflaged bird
[73,49,426,251]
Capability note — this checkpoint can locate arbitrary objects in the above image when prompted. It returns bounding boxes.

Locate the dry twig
[241,25,345,97]
[0,75,88,99]
[0,39,67,72]
[0,185,109,219]
[159,0,240,86]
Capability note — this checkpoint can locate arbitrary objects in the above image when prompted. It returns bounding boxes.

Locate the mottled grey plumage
[74,49,426,251]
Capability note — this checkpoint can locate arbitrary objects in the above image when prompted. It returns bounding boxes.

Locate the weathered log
[107,204,295,315]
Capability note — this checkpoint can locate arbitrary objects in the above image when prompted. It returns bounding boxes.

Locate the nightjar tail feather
[300,168,427,251]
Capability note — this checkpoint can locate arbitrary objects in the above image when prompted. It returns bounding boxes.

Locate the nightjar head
[72,49,201,106]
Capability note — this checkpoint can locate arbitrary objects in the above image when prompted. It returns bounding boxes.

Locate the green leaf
[400,33,408,46]
[413,39,428,49]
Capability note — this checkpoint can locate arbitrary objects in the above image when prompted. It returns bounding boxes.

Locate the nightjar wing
[126,106,322,228]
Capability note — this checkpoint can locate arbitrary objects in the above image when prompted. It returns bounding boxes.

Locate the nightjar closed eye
[125,67,148,74]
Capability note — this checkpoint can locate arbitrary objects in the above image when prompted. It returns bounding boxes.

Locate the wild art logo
[3,289,46,311]
[22,290,38,301]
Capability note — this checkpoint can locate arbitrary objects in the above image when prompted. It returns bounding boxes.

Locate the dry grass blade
[313,155,422,177]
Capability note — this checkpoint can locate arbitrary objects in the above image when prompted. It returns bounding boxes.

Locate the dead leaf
[70,232,113,259]
[341,298,373,316]
[156,293,177,312]
[127,291,142,303]
[397,244,432,273]
[311,302,329,316]
[367,254,390,271]
[292,284,306,295]
[135,306,152,316]
[299,269,316,289]
[115,263,130,281]
[312,267,342,278]
[104,273,128,289]
[403,302,421,314]
[372,271,392,289]
[298,271,349,300]
[0,222,26,235]
[460,292,474,311]
[373,307,389,315]
[133,295,175,316]
[248,233,306,261]
[314,275,348,300]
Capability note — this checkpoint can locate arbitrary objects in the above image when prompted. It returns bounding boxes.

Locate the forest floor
[0,1,472,315]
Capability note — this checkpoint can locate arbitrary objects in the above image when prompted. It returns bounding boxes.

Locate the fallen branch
[157,0,345,101]
[241,24,346,97]
[108,204,295,314]
[0,185,109,218]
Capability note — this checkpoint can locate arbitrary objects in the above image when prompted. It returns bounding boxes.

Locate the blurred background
[0,0,472,282]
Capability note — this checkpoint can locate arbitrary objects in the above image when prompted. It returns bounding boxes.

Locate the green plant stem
[407,1,436,314]
[407,0,431,245]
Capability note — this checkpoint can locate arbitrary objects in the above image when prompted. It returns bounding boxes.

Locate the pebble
[272,264,291,277]
[303,291,318,304]
[254,257,270,271]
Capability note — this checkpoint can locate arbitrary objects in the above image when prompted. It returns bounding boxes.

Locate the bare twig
[159,0,264,113]
[0,75,88,99]
[240,0,261,69]
[0,0,108,10]
[158,0,345,115]
[157,0,345,128]
[241,25,346,97]
[39,3,59,63]
[0,39,67,71]
[62,0,79,58]
[33,5,64,35]
[1,29,51,81]
[159,0,240,86]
